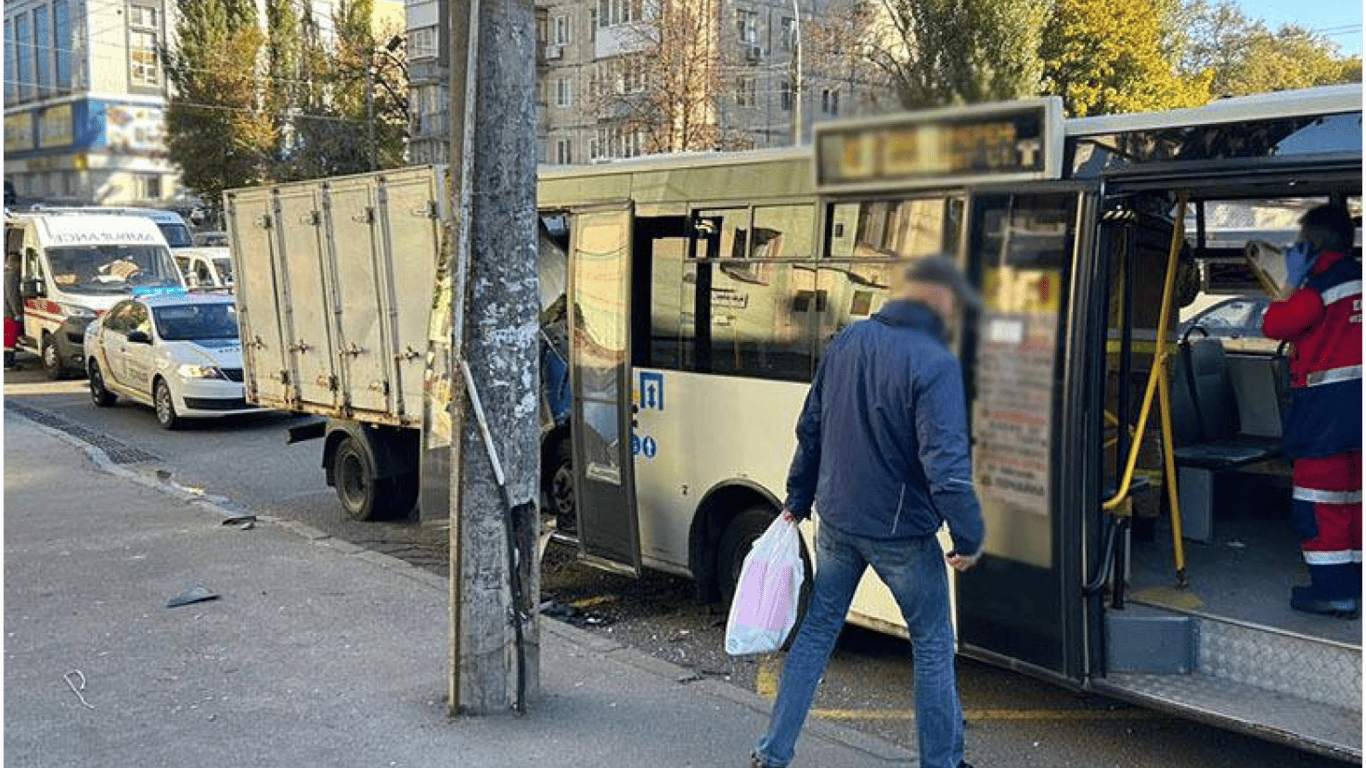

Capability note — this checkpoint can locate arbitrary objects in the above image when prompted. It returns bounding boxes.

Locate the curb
[7,407,914,765]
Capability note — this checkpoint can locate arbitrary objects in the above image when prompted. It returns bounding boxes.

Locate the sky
[1237,0,1364,55]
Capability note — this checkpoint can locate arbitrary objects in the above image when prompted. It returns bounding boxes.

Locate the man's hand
[946,551,980,572]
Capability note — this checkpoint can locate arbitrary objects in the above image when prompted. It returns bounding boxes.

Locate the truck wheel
[41,334,66,380]
[88,360,116,407]
[334,435,386,521]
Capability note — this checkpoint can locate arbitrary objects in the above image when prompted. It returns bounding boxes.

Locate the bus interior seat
[1169,337,1281,542]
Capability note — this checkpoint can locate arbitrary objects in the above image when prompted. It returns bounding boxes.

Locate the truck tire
[333,434,393,521]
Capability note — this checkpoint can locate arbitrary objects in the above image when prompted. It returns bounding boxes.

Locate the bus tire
[333,435,386,521]
[717,505,811,647]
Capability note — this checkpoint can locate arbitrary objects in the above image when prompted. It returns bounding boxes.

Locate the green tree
[164,0,272,208]
[1040,0,1211,117]
[1179,1,1361,97]
[868,0,1050,109]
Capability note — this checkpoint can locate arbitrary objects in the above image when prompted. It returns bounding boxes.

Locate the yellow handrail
[1102,193,1188,585]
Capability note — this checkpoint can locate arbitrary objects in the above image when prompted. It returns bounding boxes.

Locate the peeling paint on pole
[448,0,541,715]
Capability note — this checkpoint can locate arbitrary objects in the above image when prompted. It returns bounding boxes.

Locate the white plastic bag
[724,515,805,656]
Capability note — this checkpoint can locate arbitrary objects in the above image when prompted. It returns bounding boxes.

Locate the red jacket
[1262,250,1362,458]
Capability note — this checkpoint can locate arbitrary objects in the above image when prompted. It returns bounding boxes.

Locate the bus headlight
[177,363,226,379]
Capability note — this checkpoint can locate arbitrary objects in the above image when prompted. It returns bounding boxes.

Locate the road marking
[754,657,1165,722]
[5,381,88,395]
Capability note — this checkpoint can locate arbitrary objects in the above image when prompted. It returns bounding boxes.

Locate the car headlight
[57,303,96,320]
[177,363,226,379]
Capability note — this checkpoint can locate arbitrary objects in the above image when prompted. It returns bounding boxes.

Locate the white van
[29,205,195,249]
[4,213,185,378]
[173,246,234,289]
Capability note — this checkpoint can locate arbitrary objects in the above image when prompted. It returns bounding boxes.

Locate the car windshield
[153,302,238,341]
[47,245,183,294]
[157,222,194,248]
[214,256,234,283]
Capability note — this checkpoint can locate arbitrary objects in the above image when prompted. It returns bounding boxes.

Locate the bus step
[1097,671,1361,761]
[1110,603,1361,711]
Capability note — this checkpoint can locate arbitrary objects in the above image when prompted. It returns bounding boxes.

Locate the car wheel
[88,361,116,407]
[334,435,387,521]
[154,378,182,430]
[41,334,67,380]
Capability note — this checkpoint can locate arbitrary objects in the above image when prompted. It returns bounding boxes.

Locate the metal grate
[5,400,161,464]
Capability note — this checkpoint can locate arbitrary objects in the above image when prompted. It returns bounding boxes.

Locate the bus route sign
[814,97,1065,194]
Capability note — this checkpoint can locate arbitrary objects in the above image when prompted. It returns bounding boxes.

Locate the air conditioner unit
[746,45,762,63]
[545,44,564,60]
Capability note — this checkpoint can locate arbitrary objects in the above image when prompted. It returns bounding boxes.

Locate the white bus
[525,87,1360,759]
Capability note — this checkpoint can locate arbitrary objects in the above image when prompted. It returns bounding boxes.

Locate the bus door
[568,203,642,575]
[956,186,1102,685]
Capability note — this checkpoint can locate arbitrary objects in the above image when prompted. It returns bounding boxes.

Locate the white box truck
[224,166,456,521]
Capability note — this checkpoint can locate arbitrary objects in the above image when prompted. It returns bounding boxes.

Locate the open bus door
[568,203,643,575]
[955,187,1102,685]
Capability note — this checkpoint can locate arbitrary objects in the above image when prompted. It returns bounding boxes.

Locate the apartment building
[4,0,180,204]
[406,0,885,166]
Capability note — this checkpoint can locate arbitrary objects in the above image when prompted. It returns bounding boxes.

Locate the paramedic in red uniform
[1262,203,1362,617]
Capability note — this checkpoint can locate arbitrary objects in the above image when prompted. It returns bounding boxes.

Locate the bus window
[647,237,688,369]
[678,260,816,382]
[750,205,814,259]
[825,197,961,259]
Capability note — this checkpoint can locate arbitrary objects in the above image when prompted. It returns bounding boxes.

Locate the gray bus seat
[1170,338,1281,542]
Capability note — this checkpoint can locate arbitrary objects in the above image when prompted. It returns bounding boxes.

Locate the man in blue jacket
[752,256,985,768]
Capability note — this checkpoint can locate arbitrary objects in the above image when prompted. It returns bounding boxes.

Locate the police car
[84,289,254,429]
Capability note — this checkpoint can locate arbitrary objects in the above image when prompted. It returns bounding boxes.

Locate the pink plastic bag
[724,515,804,656]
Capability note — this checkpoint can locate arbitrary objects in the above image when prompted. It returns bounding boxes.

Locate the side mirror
[20,278,43,299]
[126,330,152,344]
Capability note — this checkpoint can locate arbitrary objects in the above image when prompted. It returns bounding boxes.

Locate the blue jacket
[784,300,985,556]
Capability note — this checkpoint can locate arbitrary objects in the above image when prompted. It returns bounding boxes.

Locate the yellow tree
[1040,0,1211,117]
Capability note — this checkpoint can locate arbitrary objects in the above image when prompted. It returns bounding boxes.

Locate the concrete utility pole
[446,0,541,715]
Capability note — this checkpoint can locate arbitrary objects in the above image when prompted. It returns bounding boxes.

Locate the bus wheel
[334,435,385,521]
[548,438,576,534]
[717,506,779,604]
[88,360,116,407]
[41,335,66,380]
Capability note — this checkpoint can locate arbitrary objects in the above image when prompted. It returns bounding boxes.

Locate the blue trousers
[753,523,964,768]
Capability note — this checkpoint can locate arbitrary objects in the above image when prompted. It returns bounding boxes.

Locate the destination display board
[815,98,1065,193]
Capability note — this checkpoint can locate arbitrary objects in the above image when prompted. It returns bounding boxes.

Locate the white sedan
[84,291,256,429]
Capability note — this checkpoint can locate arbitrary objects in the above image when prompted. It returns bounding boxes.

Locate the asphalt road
[3,361,1352,768]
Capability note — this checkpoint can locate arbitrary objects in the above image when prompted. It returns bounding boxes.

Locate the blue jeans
[753,523,964,768]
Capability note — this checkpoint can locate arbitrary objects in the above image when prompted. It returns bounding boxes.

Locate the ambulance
[4,212,185,378]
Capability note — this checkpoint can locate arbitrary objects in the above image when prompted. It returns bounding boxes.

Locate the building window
[780,80,792,111]
[555,138,573,165]
[589,9,596,40]
[409,25,438,59]
[15,12,33,101]
[736,9,758,44]
[553,14,570,45]
[556,77,573,108]
[735,76,756,107]
[821,88,839,115]
[142,174,162,200]
[4,18,16,103]
[779,16,796,51]
[588,137,600,160]
[33,6,52,96]
[128,3,161,89]
[598,0,641,27]
[54,0,71,89]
